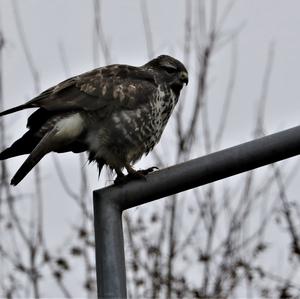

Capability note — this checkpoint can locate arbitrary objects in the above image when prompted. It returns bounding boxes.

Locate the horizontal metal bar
[95,125,300,210]
[93,125,300,298]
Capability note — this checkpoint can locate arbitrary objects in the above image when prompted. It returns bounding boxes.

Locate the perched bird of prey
[0,55,188,186]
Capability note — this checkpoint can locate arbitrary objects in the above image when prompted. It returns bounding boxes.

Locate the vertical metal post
[93,193,127,298]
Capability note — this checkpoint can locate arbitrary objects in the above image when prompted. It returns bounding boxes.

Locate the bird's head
[144,55,188,94]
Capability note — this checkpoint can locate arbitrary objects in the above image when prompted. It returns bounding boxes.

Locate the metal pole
[93,125,300,298]
[93,195,127,298]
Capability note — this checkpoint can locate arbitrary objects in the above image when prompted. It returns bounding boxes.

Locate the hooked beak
[179,71,189,85]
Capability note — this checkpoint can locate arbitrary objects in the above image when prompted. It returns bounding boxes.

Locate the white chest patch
[55,113,84,140]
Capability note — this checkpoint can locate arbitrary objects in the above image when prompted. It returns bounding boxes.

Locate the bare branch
[214,38,238,148]
[93,0,111,65]
[255,42,276,137]
[140,0,154,59]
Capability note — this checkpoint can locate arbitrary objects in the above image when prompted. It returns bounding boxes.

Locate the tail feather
[11,129,57,186]
[0,104,31,117]
[0,131,40,160]
[11,151,45,186]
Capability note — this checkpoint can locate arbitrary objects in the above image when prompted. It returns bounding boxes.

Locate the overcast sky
[1,0,300,296]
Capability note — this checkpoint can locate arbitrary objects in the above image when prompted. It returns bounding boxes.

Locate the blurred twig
[93,0,111,65]
[140,0,154,59]
[214,38,238,148]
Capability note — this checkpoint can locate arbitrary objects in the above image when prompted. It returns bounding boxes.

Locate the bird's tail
[0,104,32,117]
[10,129,57,186]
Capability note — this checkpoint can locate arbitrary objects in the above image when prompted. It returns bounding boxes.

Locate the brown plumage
[0,55,188,185]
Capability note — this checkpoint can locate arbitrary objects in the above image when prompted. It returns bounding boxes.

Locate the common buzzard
[0,55,188,185]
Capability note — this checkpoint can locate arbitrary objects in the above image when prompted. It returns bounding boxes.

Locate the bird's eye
[163,65,177,74]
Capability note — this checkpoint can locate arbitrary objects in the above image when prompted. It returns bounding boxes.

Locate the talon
[114,171,126,185]
[114,172,146,185]
[147,166,159,172]
[128,171,147,180]
[138,166,159,175]
[114,165,158,185]
[114,174,126,185]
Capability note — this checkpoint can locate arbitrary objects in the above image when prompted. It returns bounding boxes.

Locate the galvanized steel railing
[93,125,300,298]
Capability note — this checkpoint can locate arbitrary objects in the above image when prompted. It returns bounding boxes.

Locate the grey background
[1,0,300,296]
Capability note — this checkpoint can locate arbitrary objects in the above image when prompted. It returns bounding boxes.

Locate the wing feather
[24,65,157,113]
